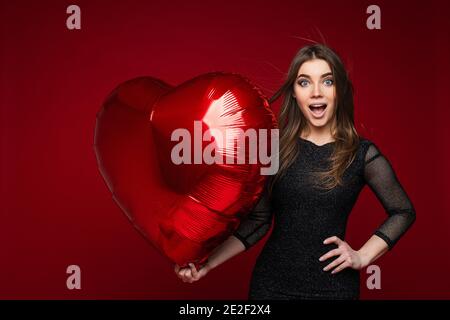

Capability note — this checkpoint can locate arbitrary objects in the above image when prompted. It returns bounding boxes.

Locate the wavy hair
[268,44,360,195]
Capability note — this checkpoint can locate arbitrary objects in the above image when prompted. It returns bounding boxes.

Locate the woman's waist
[252,250,360,296]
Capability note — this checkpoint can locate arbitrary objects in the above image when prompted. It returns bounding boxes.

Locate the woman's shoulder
[358,136,377,150]
[357,136,382,161]
[358,136,373,146]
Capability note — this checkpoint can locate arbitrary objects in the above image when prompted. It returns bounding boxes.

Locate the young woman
[174,44,416,300]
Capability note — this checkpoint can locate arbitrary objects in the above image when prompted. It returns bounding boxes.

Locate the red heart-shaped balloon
[94,73,277,268]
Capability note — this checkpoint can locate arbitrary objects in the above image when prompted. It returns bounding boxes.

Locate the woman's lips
[308,103,327,118]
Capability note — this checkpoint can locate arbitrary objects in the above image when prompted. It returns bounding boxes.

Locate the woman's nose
[311,83,322,97]
[313,84,322,97]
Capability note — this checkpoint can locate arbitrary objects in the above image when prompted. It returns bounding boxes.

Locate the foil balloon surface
[94,73,277,268]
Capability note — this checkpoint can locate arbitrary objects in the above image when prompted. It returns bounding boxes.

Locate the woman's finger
[323,236,343,246]
[331,261,350,274]
[182,269,191,282]
[323,256,346,272]
[185,268,192,279]
[189,263,199,279]
[181,268,189,280]
[176,267,183,279]
[319,248,341,262]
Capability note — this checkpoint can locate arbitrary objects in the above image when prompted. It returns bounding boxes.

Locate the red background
[1,0,449,299]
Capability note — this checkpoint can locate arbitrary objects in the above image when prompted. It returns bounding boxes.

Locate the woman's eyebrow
[297,72,333,79]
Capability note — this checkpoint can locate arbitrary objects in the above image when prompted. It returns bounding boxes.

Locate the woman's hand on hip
[319,236,369,274]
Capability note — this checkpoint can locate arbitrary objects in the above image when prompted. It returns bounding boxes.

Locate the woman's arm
[363,143,416,249]
[174,235,246,283]
[357,234,389,268]
[320,142,416,274]
[204,235,247,269]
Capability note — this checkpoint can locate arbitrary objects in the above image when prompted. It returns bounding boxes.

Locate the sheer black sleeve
[232,186,273,251]
[364,143,416,249]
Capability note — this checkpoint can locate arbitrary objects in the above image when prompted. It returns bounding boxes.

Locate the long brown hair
[268,44,360,195]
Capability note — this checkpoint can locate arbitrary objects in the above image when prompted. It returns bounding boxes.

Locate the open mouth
[308,103,327,118]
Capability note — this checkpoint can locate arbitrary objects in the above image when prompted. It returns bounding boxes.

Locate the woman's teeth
[308,104,327,117]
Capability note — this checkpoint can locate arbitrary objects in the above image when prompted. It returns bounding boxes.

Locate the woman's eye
[324,79,334,86]
[298,80,309,87]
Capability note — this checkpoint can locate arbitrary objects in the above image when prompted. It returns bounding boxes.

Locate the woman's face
[293,58,336,132]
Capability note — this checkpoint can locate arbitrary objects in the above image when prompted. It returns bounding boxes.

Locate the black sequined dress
[233,137,415,300]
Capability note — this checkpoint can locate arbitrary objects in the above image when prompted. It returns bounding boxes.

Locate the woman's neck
[301,125,335,145]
